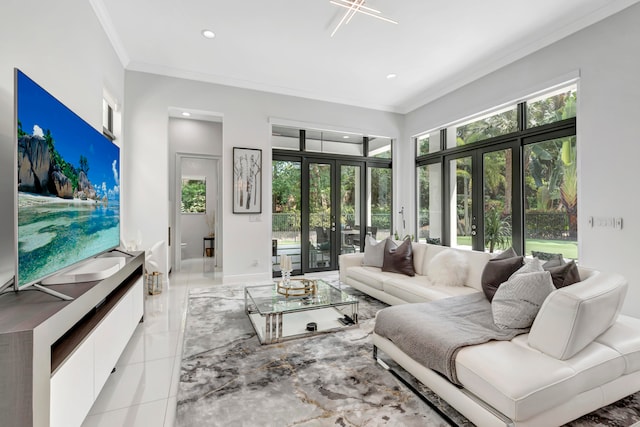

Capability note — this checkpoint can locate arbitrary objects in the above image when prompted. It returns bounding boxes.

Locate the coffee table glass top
[245,279,357,315]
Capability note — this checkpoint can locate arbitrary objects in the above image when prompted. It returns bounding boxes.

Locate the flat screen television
[14,69,121,292]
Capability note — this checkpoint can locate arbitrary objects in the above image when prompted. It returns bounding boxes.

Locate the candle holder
[276,278,317,298]
[281,269,292,286]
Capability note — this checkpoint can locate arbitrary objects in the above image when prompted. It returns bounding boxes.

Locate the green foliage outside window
[272,161,301,214]
[456,107,518,146]
[181,178,206,213]
[417,135,430,156]
[527,88,577,128]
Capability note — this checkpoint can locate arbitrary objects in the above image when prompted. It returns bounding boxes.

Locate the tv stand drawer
[49,277,143,427]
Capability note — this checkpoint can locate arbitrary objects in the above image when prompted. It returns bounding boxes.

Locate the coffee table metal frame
[244,280,358,344]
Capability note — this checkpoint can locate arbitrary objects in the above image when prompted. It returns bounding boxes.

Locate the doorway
[174,154,222,272]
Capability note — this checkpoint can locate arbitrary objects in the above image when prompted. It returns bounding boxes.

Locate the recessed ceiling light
[386,73,397,80]
[343,135,350,139]
[182,112,191,117]
[201,29,216,39]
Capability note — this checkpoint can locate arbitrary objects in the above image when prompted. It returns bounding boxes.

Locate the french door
[304,159,370,272]
[272,157,369,275]
[444,142,520,252]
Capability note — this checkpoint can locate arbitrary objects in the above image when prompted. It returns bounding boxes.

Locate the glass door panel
[483,149,513,253]
[368,167,392,241]
[340,164,361,254]
[271,160,301,274]
[417,163,442,245]
[449,156,473,249]
[308,162,333,269]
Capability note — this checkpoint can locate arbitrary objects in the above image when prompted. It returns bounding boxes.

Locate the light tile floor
[80,258,640,427]
[82,257,225,427]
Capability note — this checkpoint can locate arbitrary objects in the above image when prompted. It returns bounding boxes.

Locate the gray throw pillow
[543,259,581,288]
[381,237,415,276]
[492,269,554,330]
[481,248,524,302]
[362,235,386,268]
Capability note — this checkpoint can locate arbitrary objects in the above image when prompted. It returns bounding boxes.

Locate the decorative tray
[276,278,317,298]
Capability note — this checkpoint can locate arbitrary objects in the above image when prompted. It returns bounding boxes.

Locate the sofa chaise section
[373,265,640,425]
[340,241,640,426]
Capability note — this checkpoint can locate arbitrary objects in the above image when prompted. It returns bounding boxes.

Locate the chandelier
[329,0,398,37]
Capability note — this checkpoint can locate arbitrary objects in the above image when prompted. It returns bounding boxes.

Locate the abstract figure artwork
[233,147,262,213]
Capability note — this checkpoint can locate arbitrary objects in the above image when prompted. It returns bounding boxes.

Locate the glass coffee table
[244,279,358,344]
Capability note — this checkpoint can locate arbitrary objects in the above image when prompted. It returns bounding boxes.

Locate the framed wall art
[233,147,262,214]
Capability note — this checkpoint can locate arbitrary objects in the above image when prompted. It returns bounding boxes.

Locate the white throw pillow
[427,249,468,287]
[492,270,555,330]
[362,235,386,268]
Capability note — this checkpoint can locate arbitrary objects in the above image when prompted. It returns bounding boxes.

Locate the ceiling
[92,0,639,114]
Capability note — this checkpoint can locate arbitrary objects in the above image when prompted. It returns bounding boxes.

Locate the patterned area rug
[176,281,640,426]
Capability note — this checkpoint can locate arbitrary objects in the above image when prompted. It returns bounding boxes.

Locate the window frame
[415,85,577,256]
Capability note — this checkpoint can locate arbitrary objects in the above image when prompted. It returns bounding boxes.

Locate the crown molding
[89,0,130,68]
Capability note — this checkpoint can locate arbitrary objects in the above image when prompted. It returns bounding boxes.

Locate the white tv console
[0,252,145,427]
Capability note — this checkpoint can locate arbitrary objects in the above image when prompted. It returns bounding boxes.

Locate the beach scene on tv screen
[17,71,120,287]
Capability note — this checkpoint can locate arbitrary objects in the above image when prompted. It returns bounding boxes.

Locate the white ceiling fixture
[329,0,398,37]
[201,29,215,39]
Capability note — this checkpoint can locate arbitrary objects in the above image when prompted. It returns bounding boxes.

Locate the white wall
[123,72,403,281]
[405,3,640,316]
[0,0,124,423]
[0,0,124,287]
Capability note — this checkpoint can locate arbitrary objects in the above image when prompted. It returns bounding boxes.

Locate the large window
[416,83,577,259]
[447,105,518,149]
[369,137,392,159]
[526,85,577,128]
[524,137,577,259]
[416,131,441,156]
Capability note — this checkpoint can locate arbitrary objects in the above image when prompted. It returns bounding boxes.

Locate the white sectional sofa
[339,241,640,427]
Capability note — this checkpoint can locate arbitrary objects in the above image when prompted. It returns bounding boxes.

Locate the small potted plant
[484,207,511,253]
